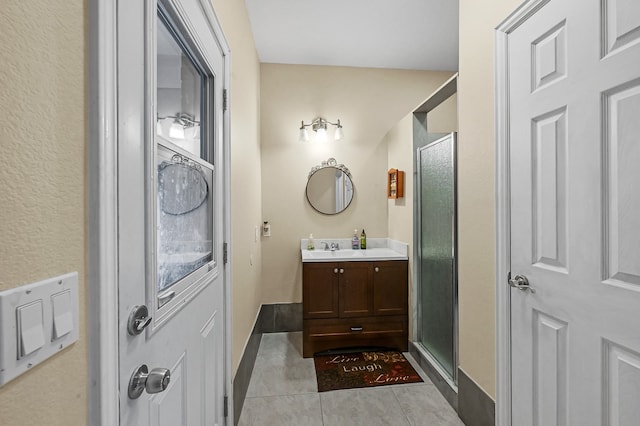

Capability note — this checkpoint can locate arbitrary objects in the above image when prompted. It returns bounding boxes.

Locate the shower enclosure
[416,132,458,384]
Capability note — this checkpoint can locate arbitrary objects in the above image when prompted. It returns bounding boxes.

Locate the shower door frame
[415,132,459,387]
[409,73,459,398]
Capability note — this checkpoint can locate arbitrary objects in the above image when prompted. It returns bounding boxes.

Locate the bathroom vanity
[300,240,409,358]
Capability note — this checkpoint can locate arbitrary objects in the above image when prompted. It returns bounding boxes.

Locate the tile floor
[238,332,464,426]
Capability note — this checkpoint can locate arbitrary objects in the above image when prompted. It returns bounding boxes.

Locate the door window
[154,10,216,311]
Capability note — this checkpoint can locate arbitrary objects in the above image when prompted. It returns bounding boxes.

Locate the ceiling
[244,0,459,71]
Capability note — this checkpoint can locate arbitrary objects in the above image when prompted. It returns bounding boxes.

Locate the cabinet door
[339,262,373,317]
[373,261,408,316]
[303,263,339,319]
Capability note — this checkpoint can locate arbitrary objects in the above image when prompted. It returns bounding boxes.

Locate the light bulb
[299,127,310,142]
[315,127,328,142]
[169,122,185,139]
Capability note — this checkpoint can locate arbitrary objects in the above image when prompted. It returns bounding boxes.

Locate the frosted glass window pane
[156,145,213,291]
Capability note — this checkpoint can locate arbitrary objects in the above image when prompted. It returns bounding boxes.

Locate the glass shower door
[417,132,457,381]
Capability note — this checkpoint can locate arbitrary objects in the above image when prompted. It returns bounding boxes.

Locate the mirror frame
[305,158,354,215]
[158,155,209,215]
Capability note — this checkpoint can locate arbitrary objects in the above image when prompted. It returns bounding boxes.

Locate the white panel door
[505,0,640,424]
[116,0,229,424]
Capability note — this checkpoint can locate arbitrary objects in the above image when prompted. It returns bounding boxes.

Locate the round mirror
[158,162,208,215]
[306,159,354,215]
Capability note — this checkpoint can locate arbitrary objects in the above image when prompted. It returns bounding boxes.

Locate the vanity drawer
[303,316,407,357]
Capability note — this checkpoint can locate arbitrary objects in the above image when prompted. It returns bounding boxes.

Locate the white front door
[116,0,229,424]
[500,0,640,424]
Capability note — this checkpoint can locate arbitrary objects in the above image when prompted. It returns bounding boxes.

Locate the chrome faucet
[321,242,339,251]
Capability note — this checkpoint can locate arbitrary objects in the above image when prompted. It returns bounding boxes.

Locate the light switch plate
[0,272,79,387]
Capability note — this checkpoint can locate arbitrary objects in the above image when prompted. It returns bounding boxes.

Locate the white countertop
[300,238,408,262]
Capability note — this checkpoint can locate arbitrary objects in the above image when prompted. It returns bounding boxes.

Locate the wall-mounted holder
[262,221,271,237]
[387,169,405,199]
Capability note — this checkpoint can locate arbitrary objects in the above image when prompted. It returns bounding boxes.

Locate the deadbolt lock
[127,305,152,336]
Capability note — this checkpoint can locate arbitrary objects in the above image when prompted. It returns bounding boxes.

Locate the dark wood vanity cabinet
[338,262,372,317]
[372,261,408,316]
[302,260,408,357]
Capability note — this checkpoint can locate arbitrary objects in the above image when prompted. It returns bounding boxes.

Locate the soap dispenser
[352,229,360,250]
[360,229,367,249]
[307,234,315,250]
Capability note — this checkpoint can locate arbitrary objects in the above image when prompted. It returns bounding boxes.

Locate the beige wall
[0,1,87,425]
[458,0,522,398]
[384,114,416,335]
[428,93,458,134]
[210,0,263,374]
[260,64,454,304]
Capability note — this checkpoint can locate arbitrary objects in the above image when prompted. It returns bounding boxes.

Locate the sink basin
[301,248,407,262]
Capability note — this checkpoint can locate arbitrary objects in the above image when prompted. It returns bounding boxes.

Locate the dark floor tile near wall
[274,303,302,332]
[457,368,495,426]
[259,303,303,333]
[257,304,274,333]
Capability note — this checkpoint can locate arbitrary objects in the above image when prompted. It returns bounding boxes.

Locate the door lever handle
[509,274,536,293]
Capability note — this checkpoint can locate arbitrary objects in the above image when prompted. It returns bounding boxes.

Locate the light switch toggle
[17,300,45,359]
[51,290,73,340]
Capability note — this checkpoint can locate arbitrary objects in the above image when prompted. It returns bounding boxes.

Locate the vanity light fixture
[299,117,344,142]
[157,113,200,140]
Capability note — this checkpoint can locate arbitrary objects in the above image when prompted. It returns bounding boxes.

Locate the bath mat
[313,351,423,392]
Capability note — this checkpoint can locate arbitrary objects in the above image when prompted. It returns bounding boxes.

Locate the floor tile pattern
[238,332,464,426]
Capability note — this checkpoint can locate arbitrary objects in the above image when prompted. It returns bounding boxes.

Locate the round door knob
[374,267,380,272]
[339,268,344,274]
[128,364,171,399]
[334,268,339,273]
[146,368,171,394]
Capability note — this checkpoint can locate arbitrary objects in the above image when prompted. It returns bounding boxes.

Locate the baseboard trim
[409,341,458,411]
[458,367,495,426]
[232,318,262,425]
[233,303,302,424]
